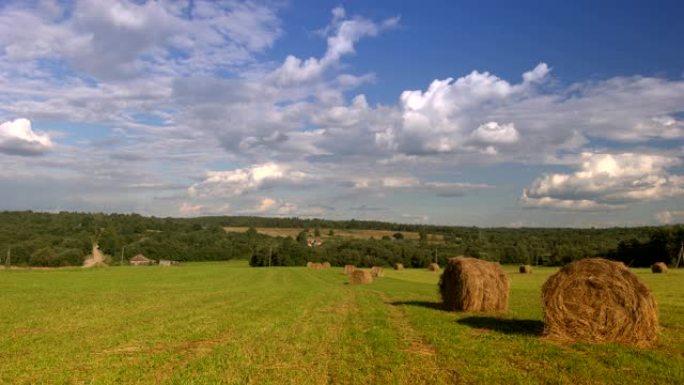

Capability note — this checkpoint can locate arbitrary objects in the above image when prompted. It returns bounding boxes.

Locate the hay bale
[394,263,404,271]
[306,261,313,268]
[542,258,658,346]
[349,270,373,284]
[371,266,385,277]
[651,262,668,273]
[344,265,356,275]
[519,264,533,274]
[439,257,510,312]
[322,261,331,269]
[428,263,440,272]
[311,262,323,270]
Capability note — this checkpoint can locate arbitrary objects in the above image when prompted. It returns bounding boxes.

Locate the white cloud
[0,0,282,80]
[388,63,548,154]
[522,62,550,83]
[470,121,520,144]
[189,162,310,197]
[270,8,397,85]
[522,152,684,209]
[353,175,490,197]
[0,118,54,156]
[256,197,276,212]
[656,210,684,224]
[179,202,204,216]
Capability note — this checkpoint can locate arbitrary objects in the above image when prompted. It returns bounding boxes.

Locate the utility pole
[120,246,125,266]
[676,241,684,269]
[268,246,272,267]
[5,247,10,267]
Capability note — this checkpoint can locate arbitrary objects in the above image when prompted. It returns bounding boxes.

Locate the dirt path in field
[378,292,462,383]
[83,244,107,268]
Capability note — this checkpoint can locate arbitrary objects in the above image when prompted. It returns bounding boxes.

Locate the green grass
[1,262,683,384]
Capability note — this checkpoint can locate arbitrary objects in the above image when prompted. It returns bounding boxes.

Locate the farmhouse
[129,254,153,266]
[307,237,323,247]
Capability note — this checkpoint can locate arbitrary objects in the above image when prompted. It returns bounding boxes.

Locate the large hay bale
[542,258,658,346]
[344,265,356,275]
[371,266,384,277]
[306,261,313,268]
[322,261,331,269]
[428,263,440,272]
[519,264,533,274]
[349,270,373,284]
[394,263,404,271]
[652,262,668,273]
[439,257,510,312]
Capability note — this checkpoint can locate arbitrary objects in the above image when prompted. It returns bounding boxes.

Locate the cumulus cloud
[470,121,520,144]
[385,63,548,154]
[522,153,684,210]
[189,162,310,197]
[0,118,54,156]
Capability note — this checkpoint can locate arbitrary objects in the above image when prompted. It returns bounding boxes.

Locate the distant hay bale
[394,263,404,271]
[371,266,384,277]
[322,262,331,269]
[344,265,356,275]
[306,261,313,268]
[311,262,323,270]
[519,264,533,274]
[350,270,373,284]
[651,262,668,273]
[542,258,658,346]
[428,263,440,272]
[439,257,510,312]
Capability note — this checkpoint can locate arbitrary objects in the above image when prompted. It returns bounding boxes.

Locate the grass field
[222,227,444,242]
[1,262,684,384]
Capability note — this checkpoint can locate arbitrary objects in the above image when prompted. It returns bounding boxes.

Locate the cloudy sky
[1,0,683,227]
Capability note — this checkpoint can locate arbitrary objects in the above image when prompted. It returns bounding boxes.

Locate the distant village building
[307,238,323,247]
[130,254,153,266]
[159,259,179,267]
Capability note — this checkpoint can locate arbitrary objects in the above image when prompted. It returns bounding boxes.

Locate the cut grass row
[1,262,683,384]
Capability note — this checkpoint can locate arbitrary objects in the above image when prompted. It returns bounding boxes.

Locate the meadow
[1,262,683,384]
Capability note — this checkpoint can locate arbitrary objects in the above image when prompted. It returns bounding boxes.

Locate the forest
[0,211,682,268]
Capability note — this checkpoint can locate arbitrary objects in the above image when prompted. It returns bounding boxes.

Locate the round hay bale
[519,264,533,274]
[371,266,385,277]
[306,261,313,268]
[311,262,323,270]
[394,263,405,271]
[542,258,658,346]
[322,261,331,269]
[439,257,510,312]
[428,263,440,272]
[344,265,356,275]
[349,269,373,284]
[651,262,668,273]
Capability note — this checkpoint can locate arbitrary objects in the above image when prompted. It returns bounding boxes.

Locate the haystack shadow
[390,300,447,311]
[457,316,543,336]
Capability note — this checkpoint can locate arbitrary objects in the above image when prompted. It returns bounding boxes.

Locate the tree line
[0,211,681,268]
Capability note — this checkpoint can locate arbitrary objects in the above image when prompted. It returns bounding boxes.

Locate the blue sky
[0,0,683,226]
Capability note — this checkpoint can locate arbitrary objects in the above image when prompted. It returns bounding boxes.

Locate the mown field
[222,226,444,242]
[1,262,683,384]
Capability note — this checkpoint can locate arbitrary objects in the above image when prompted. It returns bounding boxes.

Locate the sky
[0,0,683,227]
